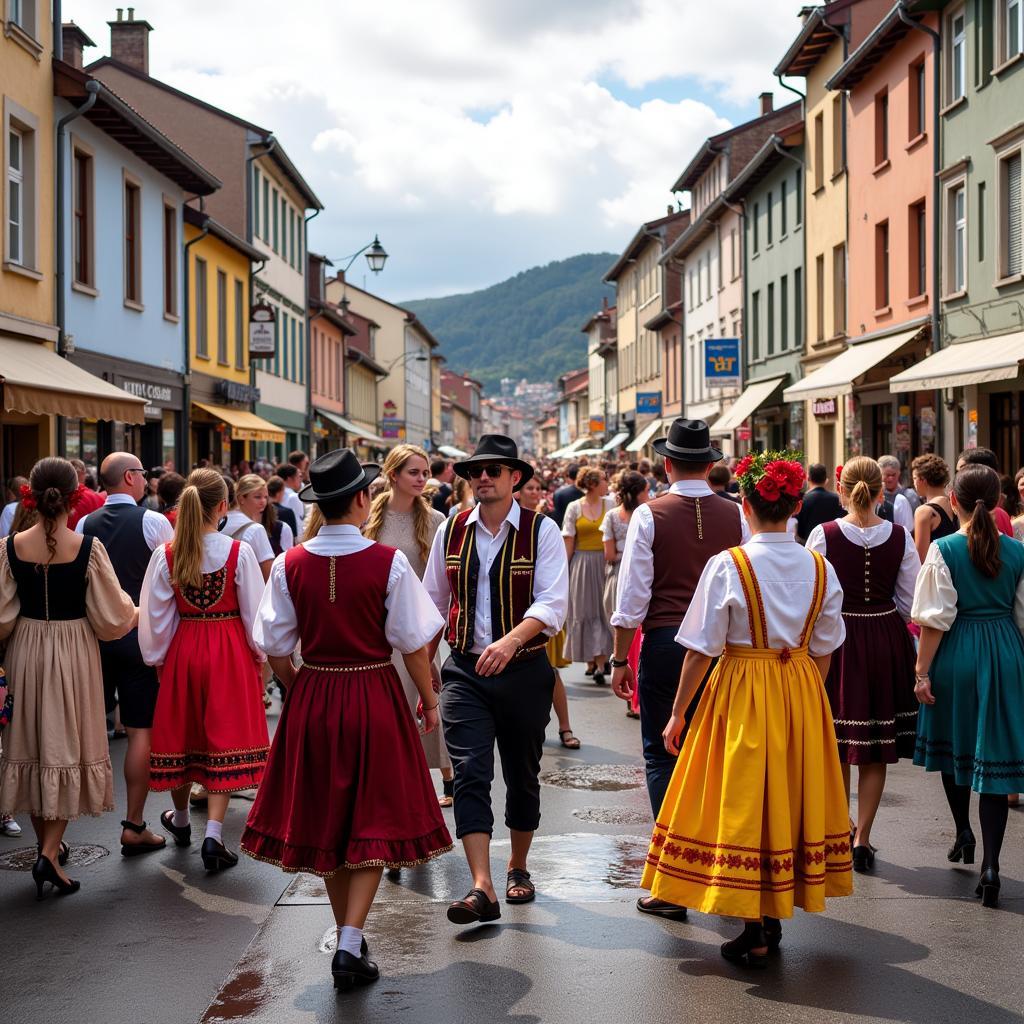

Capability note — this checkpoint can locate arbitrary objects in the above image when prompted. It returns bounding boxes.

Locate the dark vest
[443,506,545,661]
[644,491,744,631]
[82,502,151,603]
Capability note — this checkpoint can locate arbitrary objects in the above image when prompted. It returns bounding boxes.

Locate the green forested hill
[403,253,616,389]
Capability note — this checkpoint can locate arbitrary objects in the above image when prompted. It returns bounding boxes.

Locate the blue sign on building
[705,339,741,387]
[636,392,662,416]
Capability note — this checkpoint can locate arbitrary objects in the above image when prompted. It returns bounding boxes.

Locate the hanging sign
[636,392,662,416]
[704,338,741,387]
[249,302,277,358]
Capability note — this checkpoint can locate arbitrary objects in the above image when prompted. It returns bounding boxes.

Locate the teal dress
[914,533,1024,793]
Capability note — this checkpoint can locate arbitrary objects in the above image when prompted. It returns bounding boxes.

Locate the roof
[344,346,389,377]
[183,205,263,260]
[86,56,322,208]
[661,194,728,262]
[644,299,683,332]
[54,60,220,195]
[404,313,441,349]
[442,368,484,390]
[724,123,805,202]
[580,304,615,333]
[671,100,801,193]
[774,7,843,77]
[605,210,690,282]
[311,298,358,336]
[827,3,920,91]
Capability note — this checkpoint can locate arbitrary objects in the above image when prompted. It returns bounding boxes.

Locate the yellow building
[184,208,283,469]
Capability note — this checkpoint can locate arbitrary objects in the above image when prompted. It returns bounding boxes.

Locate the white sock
[205,820,223,843]
[338,925,363,957]
[171,808,190,829]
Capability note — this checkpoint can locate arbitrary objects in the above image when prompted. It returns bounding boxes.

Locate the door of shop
[990,392,1020,475]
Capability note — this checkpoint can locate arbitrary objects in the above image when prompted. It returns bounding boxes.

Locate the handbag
[0,666,11,728]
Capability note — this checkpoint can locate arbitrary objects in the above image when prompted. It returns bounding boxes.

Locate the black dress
[923,500,958,541]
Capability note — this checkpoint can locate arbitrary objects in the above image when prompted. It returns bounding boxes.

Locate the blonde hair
[171,469,227,591]
[301,503,324,544]
[233,473,267,509]
[840,456,883,514]
[363,444,435,564]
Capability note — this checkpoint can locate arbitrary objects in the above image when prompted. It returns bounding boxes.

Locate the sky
[67,0,806,301]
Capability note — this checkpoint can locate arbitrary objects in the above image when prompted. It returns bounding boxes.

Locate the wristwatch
[609,658,629,669]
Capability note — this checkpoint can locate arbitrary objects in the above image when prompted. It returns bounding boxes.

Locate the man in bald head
[79,452,174,855]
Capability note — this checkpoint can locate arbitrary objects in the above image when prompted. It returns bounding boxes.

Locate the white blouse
[678,533,846,658]
[805,519,922,621]
[255,524,445,659]
[912,540,1024,632]
[139,532,267,666]
[562,495,615,537]
[221,509,275,564]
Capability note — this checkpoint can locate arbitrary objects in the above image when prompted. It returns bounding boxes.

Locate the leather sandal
[506,868,535,903]
[119,819,166,857]
[446,888,501,925]
[559,729,581,749]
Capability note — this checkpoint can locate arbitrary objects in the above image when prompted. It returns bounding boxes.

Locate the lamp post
[330,235,389,316]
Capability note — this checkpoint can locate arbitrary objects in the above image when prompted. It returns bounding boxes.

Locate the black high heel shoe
[721,922,769,968]
[31,854,80,900]
[947,828,976,864]
[201,836,238,872]
[763,917,782,952]
[976,868,1000,908]
[36,840,70,866]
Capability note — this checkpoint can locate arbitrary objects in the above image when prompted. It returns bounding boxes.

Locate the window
[795,171,803,225]
[289,207,296,268]
[72,147,93,286]
[216,270,228,364]
[4,113,37,269]
[8,0,36,38]
[253,167,260,238]
[948,7,967,104]
[272,187,279,251]
[730,228,738,279]
[280,196,287,261]
[815,253,825,342]
[298,322,305,385]
[162,202,177,317]
[814,112,825,190]
[6,127,23,264]
[752,290,761,360]
[753,202,760,253]
[124,178,142,306]
[297,217,304,267]
[951,188,966,292]
[1003,0,1022,62]
[978,181,987,261]
[910,199,928,297]
[234,279,245,369]
[832,94,844,176]
[780,275,789,350]
[833,243,847,335]
[767,282,775,355]
[876,220,890,309]
[767,191,774,246]
[781,180,788,237]
[262,177,269,242]
[874,88,889,165]
[195,257,208,358]
[910,58,927,139]
[1000,151,1022,277]
[794,267,802,347]
[281,311,289,377]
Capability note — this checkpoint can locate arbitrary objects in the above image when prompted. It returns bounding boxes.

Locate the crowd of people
[0,421,1021,990]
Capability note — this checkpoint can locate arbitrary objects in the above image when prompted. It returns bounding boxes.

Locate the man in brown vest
[610,419,748,919]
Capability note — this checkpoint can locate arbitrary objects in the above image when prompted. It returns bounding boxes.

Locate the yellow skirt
[641,644,852,920]
[546,627,571,669]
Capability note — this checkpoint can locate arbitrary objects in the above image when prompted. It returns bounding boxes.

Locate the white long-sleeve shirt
[139,532,266,666]
[254,525,443,658]
[610,480,750,630]
[75,492,174,549]
[221,509,275,563]
[282,485,306,526]
[422,501,568,653]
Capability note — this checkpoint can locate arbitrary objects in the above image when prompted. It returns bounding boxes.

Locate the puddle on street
[0,843,109,871]
[541,764,645,791]
[202,951,294,1023]
[573,806,651,825]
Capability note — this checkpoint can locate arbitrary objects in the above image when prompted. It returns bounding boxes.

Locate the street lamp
[383,351,429,373]
[330,235,389,317]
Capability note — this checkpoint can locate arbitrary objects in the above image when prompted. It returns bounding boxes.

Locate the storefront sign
[736,426,752,441]
[966,408,978,448]
[704,339,741,388]
[636,392,662,416]
[249,302,277,358]
[812,397,837,418]
[895,405,912,455]
[589,415,606,434]
[381,419,405,439]
[215,380,261,404]
[122,380,173,404]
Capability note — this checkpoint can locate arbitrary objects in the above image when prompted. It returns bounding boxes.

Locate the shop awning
[626,418,666,452]
[0,337,147,423]
[192,401,286,443]
[602,431,630,451]
[548,436,593,459]
[890,332,1024,393]
[783,325,925,402]
[438,444,469,458]
[316,409,392,446]
[710,376,787,436]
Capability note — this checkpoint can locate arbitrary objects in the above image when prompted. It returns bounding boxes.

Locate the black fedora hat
[453,434,534,491]
[298,448,381,503]
[650,418,723,463]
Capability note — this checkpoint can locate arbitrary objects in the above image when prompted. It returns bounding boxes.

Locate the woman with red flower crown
[641,452,852,966]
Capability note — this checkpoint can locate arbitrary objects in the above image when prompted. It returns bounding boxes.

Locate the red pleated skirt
[240,662,453,877]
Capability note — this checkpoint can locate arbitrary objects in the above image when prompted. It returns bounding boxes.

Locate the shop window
[195,257,209,358]
[990,391,1020,472]
[124,175,142,307]
[72,146,94,287]
[871,403,893,459]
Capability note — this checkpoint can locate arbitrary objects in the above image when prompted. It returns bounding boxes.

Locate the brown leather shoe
[447,888,501,925]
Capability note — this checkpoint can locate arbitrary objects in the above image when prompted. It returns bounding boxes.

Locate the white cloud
[67,0,803,298]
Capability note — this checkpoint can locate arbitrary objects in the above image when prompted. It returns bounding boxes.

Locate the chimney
[759,91,774,116]
[62,22,96,70]
[108,7,154,75]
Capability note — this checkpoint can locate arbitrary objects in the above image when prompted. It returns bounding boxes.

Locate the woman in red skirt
[241,449,452,993]
[139,468,269,872]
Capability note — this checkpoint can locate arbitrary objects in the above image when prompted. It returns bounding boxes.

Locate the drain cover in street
[541,764,645,791]
[0,843,109,871]
[573,806,651,825]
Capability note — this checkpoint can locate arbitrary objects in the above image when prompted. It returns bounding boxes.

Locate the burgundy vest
[443,506,545,659]
[822,520,905,613]
[644,492,744,631]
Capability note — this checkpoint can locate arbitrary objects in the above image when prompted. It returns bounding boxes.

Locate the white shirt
[283,485,306,525]
[75,492,174,550]
[0,500,17,537]
[892,493,914,535]
[610,480,751,630]
[278,520,295,552]
[220,510,275,564]
[255,524,444,658]
[423,500,569,653]
[679,533,846,657]
[138,532,266,666]
[805,519,921,621]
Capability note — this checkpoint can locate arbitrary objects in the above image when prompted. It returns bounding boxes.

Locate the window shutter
[1008,153,1022,276]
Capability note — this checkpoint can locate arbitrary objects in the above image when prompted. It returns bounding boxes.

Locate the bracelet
[610,658,629,669]
[915,673,930,682]
[422,701,439,712]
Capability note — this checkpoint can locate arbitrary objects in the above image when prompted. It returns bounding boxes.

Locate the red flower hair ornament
[18,484,35,510]
[19,483,87,511]
[736,451,806,502]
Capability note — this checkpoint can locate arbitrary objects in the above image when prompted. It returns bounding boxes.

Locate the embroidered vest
[443,506,545,660]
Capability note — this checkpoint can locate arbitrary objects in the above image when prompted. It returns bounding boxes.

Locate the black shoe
[331,948,380,991]
[160,809,192,847]
[976,868,1000,908]
[200,836,238,872]
[852,845,875,873]
[31,854,80,900]
[386,867,401,881]
[721,923,769,968]
[763,917,782,952]
[635,896,687,920]
[37,841,70,866]
[947,828,976,864]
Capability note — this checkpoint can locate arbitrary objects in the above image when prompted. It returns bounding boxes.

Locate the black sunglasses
[466,464,506,480]
[126,467,150,481]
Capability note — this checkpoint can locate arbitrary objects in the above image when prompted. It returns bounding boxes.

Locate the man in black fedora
[610,418,748,920]
[423,434,568,926]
